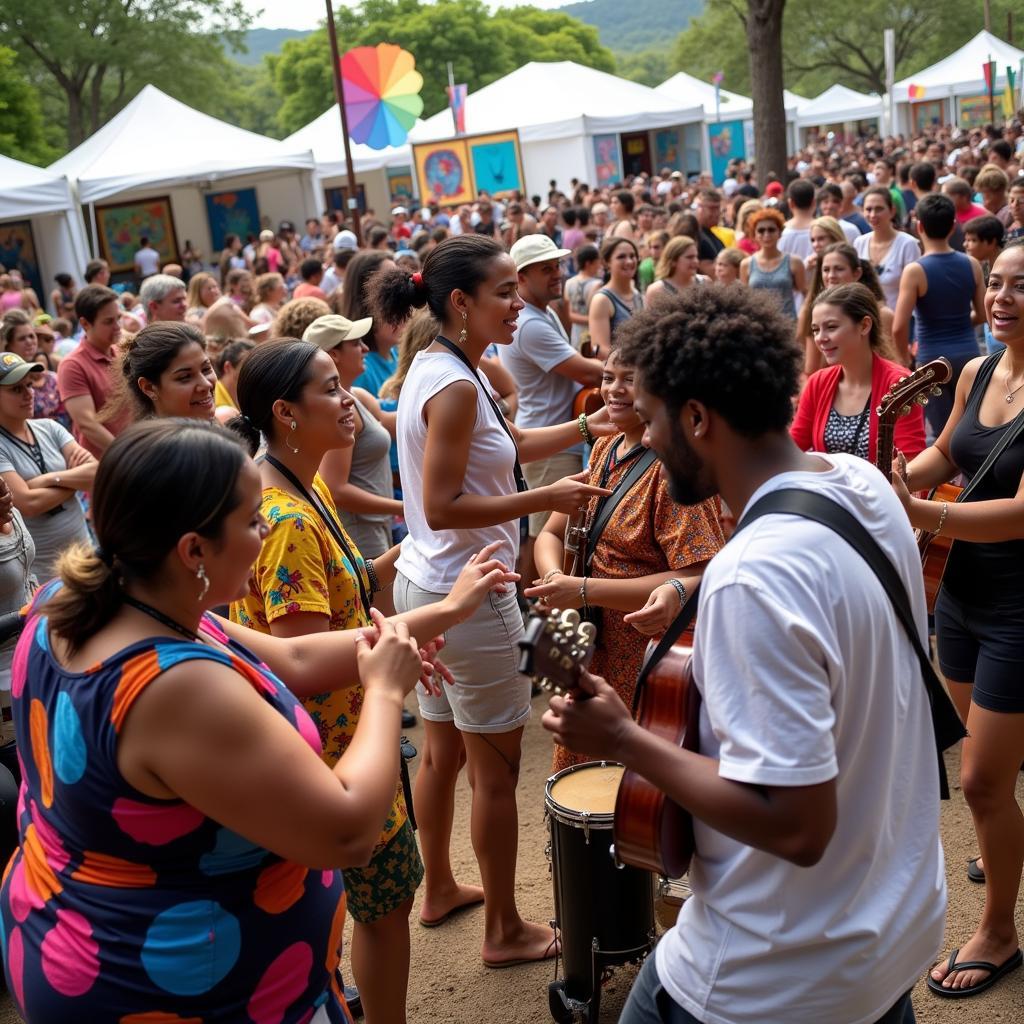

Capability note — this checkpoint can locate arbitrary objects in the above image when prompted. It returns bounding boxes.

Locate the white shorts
[394,571,531,734]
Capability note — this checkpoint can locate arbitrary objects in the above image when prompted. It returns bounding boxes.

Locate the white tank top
[395,350,519,591]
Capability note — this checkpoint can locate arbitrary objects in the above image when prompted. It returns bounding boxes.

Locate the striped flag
[446,83,467,134]
[907,84,925,100]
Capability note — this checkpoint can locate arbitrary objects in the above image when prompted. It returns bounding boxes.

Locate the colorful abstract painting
[205,188,260,252]
[707,120,746,185]
[654,129,682,172]
[412,139,474,206]
[387,167,415,207]
[592,134,622,188]
[96,197,178,273]
[0,220,42,300]
[467,131,524,199]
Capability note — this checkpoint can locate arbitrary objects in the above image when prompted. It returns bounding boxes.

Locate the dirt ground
[1,693,1021,1023]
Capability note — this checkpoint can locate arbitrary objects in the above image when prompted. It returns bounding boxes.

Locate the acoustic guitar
[519,603,699,879]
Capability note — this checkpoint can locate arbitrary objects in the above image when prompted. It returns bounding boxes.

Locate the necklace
[122,595,202,643]
[1004,369,1024,404]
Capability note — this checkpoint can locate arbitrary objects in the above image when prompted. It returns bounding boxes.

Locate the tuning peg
[930,385,941,396]
[901,404,911,416]
[899,376,907,383]
[543,619,556,635]
[915,394,928,405]
[579,622,597,643]
[875,405,883,415]
[560,609,581,628]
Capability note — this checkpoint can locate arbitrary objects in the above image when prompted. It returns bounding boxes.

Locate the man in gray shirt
[500,235,604,581]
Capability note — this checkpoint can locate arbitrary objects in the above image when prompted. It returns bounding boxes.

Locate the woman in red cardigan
[792,283,925,466]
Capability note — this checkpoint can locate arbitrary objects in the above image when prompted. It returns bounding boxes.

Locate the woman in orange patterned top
[229,339,518,1024]
[526,344,724,771]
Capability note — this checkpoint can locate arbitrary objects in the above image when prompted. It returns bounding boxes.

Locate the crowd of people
[0,114,1022,1023]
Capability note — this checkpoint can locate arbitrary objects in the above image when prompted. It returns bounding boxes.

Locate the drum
[545,761,655,1023]
[654,875,692,930]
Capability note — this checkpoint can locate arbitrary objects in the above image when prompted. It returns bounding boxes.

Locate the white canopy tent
[0,155,90,303]
[409,62,704,196]
[282,106,414,218]
[50,85,319,266]
[894,30,1024,132]
[795,84,883,130]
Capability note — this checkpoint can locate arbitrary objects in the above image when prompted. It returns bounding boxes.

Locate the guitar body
[917,482,963,613]
[573,387,604,419]
[613,645,699,878]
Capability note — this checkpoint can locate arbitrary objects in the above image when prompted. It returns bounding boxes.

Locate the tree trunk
[746,0,788,185]
[65,86,86,149]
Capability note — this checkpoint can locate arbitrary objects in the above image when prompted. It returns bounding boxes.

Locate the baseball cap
[391,206,409,217]
[302,314,373,350]
[510,235,573,272]
[591,202,609,215]
[0,352,45,386]
[259,229,275,242]
[333,230,358,252]
[670,171,684,180]
[764,181,784,198]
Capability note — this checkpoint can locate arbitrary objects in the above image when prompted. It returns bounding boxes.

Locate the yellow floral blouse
[231,475,406,847]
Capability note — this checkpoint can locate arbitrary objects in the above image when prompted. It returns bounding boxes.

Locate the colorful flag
[1005,66,1018,119]
[907,84,925,100]
[982,59,997,95]
[446,83,467,134]
[712,70,724,85]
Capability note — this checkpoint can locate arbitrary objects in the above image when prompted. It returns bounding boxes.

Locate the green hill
[232,28,313,66]
[556,0,703,53]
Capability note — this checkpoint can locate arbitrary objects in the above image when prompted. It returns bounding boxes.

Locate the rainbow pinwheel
[341,44,424,150]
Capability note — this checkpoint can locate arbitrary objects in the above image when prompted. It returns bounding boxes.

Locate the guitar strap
[736,488,967,798]
[631,586,700,715]
[584,446,659,572]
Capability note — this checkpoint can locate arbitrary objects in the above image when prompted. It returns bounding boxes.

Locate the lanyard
[0,423,46,477]
[264,455,373,614]
[432,336,527,494]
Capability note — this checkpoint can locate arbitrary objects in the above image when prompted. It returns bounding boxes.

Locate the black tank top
[944,352,1024,608]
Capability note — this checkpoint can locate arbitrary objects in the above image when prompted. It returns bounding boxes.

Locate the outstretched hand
[446,542,520,622]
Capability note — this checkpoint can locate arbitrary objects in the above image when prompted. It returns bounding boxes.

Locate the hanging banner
[707,120,745,185]
[447,83,468,135]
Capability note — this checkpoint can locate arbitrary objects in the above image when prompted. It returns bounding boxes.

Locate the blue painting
[707,120,746,186]
[205,188,260,251]
[468,132,523,199]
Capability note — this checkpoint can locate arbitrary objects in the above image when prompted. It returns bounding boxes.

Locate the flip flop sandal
[418,895,484,928]
[966,857,985,884]
[926,947,1023,998]
[483,935,560,970]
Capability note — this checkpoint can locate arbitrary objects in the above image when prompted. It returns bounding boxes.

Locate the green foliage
[0,46,55,165]
[559,0,704,53]
[232,28,314,67]
[269,0,616,136]
[617,48,675,88]
[200,63,285,140]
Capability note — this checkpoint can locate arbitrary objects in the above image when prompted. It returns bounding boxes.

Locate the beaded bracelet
[934,502,949,536]
[665,578,687,609]
[364,558,381,594]
[578,413,596,446]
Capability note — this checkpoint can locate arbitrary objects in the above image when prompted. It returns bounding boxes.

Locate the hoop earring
[196,563,210,603]
[286,420,300,454]
[458,311,468,345]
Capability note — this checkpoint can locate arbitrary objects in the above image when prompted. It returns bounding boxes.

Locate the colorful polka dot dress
[0,586,352,1023]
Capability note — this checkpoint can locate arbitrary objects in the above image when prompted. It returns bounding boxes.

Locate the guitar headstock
[877,357,953,423]
[517,608,597,695]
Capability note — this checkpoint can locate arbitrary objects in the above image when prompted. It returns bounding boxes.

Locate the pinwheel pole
[325,0,363,246]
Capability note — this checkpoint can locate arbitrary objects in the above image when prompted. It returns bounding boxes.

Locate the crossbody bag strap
[264,455,373,613]
[584,447,659,571]
[433,336,527,494]
[736,488,966,797]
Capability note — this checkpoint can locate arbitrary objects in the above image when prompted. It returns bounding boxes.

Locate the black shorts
[935,588,1024,712]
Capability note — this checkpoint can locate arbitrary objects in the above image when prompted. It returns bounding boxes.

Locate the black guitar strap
[584,447,659,573]
[631,586,700,715]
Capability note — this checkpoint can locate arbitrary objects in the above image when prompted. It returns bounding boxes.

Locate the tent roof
[50,85,315,205]
[895,30,1024,100]
[282,105,412,179]
[796,84,883,127]
[0,154,76,220]
[410,62,703,145]
[654,72,754,120]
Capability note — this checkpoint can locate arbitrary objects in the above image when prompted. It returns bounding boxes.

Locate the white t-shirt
[838,218,860,244]
[395,350,518,591]
[655,455,945,1024]
[133,246,160,278]
[779,224,812,261]
[854,231,920,310]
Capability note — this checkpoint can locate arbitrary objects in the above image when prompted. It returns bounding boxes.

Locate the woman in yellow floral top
[230,338,519,1024]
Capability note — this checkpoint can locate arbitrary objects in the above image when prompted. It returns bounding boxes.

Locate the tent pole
[324,0,363,247]
[89,203,99,259]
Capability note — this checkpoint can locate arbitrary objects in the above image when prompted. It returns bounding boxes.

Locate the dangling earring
[286,420,300,454]
[196,564,210,603]
[458,310,468,345]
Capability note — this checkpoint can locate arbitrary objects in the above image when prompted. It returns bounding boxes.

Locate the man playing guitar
[542,286,946,1024]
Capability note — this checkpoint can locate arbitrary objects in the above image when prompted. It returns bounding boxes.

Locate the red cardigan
[791,355,926,466]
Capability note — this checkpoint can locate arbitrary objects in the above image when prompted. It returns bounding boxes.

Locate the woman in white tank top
[370,235,612,968]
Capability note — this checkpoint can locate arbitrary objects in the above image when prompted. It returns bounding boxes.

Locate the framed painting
[0,220,43,301]
[707,120,746,185]
[654,129,682,172]
[412,139,474,207]
[95,196,178,273]
[205,188,260,252]
[387,167,416,207]
[592,134,622,188]
[324,184,368,215]
[466,130,524,199]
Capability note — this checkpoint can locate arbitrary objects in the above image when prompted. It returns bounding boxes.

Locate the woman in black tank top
[892,243,1024,999]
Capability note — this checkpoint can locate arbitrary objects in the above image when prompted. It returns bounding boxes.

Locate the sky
[243,0,567,30]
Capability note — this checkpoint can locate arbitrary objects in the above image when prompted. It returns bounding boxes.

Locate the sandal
[926,947,1023,998]
[966,857,985,884]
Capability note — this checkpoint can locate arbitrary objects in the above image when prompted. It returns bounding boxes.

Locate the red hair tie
[411,272,423,288]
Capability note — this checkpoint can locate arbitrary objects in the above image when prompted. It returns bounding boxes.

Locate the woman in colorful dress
[0,417,430,1022]
[229,339,518,1024]
[526,343,724,770]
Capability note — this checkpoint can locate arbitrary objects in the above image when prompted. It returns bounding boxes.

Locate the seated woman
[792,283,925,466]
[0,352,94,582]
[105,322,218,423]
[0,416,496,1022]
[229,339,518,1024]
[526,343,723,770]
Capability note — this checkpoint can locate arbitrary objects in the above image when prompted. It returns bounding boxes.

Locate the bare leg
[931,702,1024,992]
[350,897,413,1024]
[462,727,557,965]
[414,719,484,925]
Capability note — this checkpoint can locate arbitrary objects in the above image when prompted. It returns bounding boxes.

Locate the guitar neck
[875,416,895,476]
